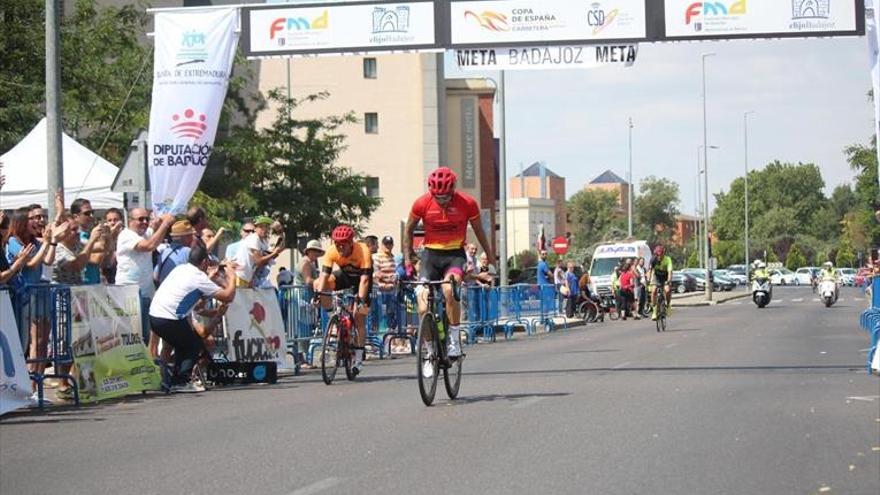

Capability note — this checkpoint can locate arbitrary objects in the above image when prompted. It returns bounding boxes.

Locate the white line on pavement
[846,396,879,402]
[812,299,820,302]
[664,343,678,349]
[612,361,631,369]
[838,298,845,302]
[854,298,864,301]
[512,397,547,409]
[287,478,343,495]
[791,298,803,302]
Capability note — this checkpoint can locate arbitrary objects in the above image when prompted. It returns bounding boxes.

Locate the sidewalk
[673,289,751,307]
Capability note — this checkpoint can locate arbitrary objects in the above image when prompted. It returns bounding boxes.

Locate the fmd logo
[269,10,329,46]
[791,0,830,19]
[685,1,747,27]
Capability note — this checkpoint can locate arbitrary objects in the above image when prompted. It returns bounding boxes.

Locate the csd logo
[587,8,605,27]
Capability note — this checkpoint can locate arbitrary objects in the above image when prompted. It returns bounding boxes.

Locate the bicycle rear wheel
[321,316,340,385]
[345,325,358,381]
[416,313,439,406]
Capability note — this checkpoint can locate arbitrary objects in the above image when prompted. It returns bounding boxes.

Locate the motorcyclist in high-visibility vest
[752,260,769,281]
[819,261,838,282]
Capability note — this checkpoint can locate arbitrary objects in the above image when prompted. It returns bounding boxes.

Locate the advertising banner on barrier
[147,8,239,214]
[70,285,162,402]
[455,44,637,71]
[1,291,31,415]
[450,0,647,47]
[242,1,438,57]
[663,0,860,39]
[223,289,292,370]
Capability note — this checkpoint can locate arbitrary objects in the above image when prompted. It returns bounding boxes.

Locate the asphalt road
[2,286,878,495]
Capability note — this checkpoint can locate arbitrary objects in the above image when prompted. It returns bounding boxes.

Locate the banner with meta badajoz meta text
[456,44,637,71]
[1,291,32,415]
[148,8,239,215]
[224,289,292,371]
[70,285,162,402]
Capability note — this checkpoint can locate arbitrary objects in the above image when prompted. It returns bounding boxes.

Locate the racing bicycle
[403,280,464,406]
[315,290,359,385]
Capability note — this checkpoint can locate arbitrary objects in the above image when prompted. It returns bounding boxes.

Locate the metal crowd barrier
[859,277,880,374]
[11,283,79,407]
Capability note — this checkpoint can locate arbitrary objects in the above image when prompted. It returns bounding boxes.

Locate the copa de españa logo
[464,10,510,31]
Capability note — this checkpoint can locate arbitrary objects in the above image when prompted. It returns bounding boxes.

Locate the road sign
[552,236,569,255]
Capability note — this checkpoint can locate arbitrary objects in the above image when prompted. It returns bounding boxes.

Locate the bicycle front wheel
[444,329,463,400]
[416,313,439,406]
[321,316,340,385]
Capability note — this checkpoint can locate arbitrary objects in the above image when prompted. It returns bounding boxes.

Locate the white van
[588,241,652,297]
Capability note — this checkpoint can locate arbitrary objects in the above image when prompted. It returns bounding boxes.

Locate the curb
[674,292,751,307]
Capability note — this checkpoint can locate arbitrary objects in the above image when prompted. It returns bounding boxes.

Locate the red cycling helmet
[653,245,666,257]
[427,167,457,196]
[331,225,355,243]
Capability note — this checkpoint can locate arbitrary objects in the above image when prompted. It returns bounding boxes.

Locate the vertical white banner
[1,291,31,415]
[148,8,240,214]
[868,2,880,182]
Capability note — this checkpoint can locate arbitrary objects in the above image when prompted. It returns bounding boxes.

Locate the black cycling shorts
[421,248,467,281]
[331,269,372,306]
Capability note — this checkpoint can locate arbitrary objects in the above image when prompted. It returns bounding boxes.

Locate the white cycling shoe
[422,342,435,378]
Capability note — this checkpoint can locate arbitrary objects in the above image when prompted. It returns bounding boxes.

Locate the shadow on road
[454,392,571,405]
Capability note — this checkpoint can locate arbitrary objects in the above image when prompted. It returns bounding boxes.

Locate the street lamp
[628,117,634,237]
[697,144,719,269]
[702,52,716,301]
[483,74,508,285]
[743,111,755,280]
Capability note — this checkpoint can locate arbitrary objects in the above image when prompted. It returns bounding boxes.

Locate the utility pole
[702,53,716,301]
[627,117,634,238]
[744,111,755,277]
[46,0,64,217]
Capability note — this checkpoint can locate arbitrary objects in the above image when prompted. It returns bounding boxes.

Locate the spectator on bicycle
[649,245,673,321]
[403,167,494,365]
[148,242,236,393]
[537,250,552,286]
[315,225,373,376]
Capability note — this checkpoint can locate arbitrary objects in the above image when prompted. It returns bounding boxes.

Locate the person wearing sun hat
[295,239,324,288]
[234,215,284,288]
[154,220,196,287]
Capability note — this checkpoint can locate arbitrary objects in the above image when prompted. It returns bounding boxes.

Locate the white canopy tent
[0,118,123,210]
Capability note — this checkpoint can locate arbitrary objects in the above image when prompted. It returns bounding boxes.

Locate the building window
[365,112,379,134]
[364,177,380,198]
[363,57,377,79]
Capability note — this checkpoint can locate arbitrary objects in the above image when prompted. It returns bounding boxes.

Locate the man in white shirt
[149,243,236,393]
[115,208,174,357]
[234,216,283,287]
[225,221,255,260]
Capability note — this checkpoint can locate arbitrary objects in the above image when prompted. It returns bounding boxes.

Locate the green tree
[785,243,807,270]
[567,188,621,249]
[202,90,381,240]
[844,141,880,247]
[686,249,699,269]
[836,238,855,267]
[1,0,153,162]
[766,247,779,263]
[634,176,680,243]
[713,240,742,268]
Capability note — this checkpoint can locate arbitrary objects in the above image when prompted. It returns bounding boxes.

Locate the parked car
[795,267,819,286]
[836,268,856,286]
[769,268,798,285]
[726,265,747,277]
[681,268,732,291]
[715,269,747,285]
[855,267,872,287]
[670,272,698,294]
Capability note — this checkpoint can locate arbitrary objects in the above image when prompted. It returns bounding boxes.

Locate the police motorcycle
[751,261,772,308]
[818,262,838,308]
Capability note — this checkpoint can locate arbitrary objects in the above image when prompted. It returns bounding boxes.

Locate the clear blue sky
[445,35,874,215]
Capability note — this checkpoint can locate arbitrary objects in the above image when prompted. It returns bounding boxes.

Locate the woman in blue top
[6,206,65,400]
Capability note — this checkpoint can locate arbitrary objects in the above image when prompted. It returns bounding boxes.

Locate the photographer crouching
[148,242,236,393]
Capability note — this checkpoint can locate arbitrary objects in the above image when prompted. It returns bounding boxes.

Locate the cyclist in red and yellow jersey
[315,225,372,375]
[402,167,495,358]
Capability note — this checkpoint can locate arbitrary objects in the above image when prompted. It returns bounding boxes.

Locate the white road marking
[732,302,743,305]
[838,298,845,302]
[512,397,547,409]
[812,299,820,302]
[664,343,678,349]
[287,478,343,495]
[791,298,803,302]
[854,298,864,301]
[846,396,879,402]
[612,361,631,369]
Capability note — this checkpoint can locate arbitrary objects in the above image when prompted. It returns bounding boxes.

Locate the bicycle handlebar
[400,280,453,287]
